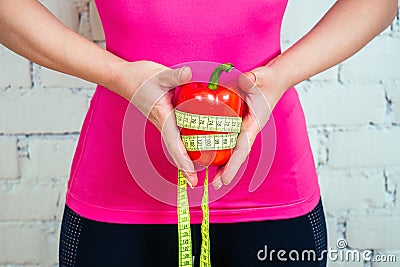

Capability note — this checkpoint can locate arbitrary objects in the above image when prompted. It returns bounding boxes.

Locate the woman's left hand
[211,65,287,189]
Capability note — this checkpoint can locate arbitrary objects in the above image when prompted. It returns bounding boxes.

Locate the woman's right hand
[111,60,198,187]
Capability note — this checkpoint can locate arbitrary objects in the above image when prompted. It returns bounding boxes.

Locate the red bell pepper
[174,63,244,166]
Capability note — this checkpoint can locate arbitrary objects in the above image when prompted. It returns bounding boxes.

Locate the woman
[0,0,397,266]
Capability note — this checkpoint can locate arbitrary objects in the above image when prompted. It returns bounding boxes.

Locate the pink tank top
[66,0,321,224]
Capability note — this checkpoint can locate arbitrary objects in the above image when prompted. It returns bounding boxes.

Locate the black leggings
[59,199,327,267]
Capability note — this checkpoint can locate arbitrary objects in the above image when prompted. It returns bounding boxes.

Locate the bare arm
[0,0,198,185]
[271,0,398,90]
[213,0,398,188]
[0,0,136,98]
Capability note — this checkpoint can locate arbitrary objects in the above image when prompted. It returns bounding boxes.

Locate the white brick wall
[319,168,386,213]
[0,0,399,266]
[385,81,400,124]
[308,129,327,167]
[89,1,105,41]
[385,169,400,212]
[25,137,77,181]
[39,0,80,32]
[0,46,31,89]
[340,36,400,83]
[298,82,386,126]
[328,129,400,168]
[0,88,90,134]
[36,66,95,89]
[0,185,60,221]
[0,137,19,180]
[281,0,336,45]
[0,222,58,265]
[347,215,400,249]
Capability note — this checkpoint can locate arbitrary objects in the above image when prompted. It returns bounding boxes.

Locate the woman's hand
[0,0,198,186]
[210,0,398,190]
[211,65,287,189]
[113,60,198,187]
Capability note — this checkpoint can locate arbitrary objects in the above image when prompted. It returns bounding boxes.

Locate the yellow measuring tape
[175,109,242,133]
[181,133,238,151]
[176,109,242,267]
[178,169,210,267]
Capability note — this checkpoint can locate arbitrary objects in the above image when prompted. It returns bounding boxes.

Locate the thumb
[158,66,192,88]
[161,112,198,187]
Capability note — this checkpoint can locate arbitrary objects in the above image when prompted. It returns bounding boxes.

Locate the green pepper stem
[207,63,234,90]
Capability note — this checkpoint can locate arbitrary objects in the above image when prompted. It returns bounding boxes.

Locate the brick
[328,129,400,168]
[393,102,400,124]
[75,0,91,13]
[78,10,93,40]
[385,81,400,124]
[25,137,77,180]
[0,185,60,221]
[297,82,386,126]
[0,137,20,180]
[340,36,400,83]
[89,1,105,41]
[0,45,31,89]
[346,215,400,249]
[379,23,393,35]
[391,111,400,127]
[56,184,68,221]
[0,223,58,265]
[281,0,336,44]
[385,169,400,213]
[0,88,89,134]
[96,41,106,49]
[39,0,79,32]
[393,10,400,34]
[318,168,385,213]
[308,130,326,167]
[326,217,339,251]
[309,65,339,82]
[37,66,95,89]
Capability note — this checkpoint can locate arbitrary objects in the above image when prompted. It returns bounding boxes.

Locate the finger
[238,74,272,131]
[211,132,251,189]
[211,113,261,189]
[157,66,192,89]
[244,96,271,132]
[161,109,198,187]
[211,165,225,190]
[174,138,198,187]
[238,67,265,95]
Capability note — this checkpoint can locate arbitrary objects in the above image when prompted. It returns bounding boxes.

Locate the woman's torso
[65,0,321,224]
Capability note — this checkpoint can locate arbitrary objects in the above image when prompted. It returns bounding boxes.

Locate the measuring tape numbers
[181,133,238,151]
[178,169,193,267]
[176,108,242,267]
[175,109,242,133]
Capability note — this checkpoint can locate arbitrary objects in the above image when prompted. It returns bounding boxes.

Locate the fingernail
[186,179,194,189]
[214,180,223,190]
[247,72,256,82]
[223,180,230,186]
[179,66,189,78]
[178,67,185,76]
[183,170,196,188]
